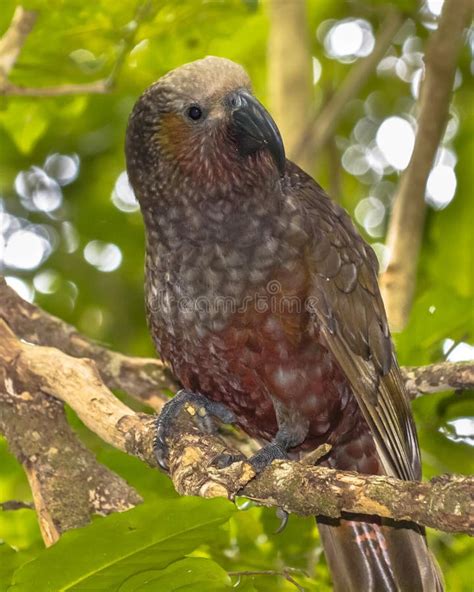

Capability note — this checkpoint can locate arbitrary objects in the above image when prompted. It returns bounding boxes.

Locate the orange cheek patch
[157,113,195,163]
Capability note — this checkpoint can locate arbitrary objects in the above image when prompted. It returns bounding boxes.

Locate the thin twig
[105,0,154,89]
[1,80,109,96]
[301,443,332,465]
[380,0,472,330]
[0,500,34,511]
[293,9,403,163]
[403,361,474,397]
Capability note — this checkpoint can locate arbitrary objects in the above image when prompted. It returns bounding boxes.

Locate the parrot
[125,56,443,591]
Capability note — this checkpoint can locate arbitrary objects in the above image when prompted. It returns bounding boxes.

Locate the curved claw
[154,437,170,470]
[274,507,289,534]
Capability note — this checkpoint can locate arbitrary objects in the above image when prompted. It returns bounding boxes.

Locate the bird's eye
[187,106,202,121]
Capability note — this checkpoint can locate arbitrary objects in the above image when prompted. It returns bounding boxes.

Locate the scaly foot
[213,432,292,533]
[154,389,236,469]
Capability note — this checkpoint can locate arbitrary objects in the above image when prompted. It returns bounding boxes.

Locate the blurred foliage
[0,0,472,590]
[8,498,234,591]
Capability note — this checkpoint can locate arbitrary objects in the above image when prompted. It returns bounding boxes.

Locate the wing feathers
[286,162,420,481]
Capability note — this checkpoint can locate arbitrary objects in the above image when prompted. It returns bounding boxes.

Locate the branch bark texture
[380,0,472,331]
[404,361,474,397]
[0,278,174,409]
[0,317,472,536]
[0,352,141,546]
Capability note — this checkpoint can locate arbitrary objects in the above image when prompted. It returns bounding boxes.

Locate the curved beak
[229,90,285,175]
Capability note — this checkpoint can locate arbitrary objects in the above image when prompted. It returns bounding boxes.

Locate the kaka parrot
[125,56,443,591]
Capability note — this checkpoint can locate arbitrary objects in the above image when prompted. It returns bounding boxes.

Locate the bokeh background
[0,0,473,590]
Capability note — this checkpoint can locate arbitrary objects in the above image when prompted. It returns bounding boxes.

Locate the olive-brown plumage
[126,56,443,591]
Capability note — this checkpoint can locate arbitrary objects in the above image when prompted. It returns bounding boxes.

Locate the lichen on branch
[0,314,472,539]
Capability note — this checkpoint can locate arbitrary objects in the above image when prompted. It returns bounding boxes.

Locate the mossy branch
[0,315,472,541]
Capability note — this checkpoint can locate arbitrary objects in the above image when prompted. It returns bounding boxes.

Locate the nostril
[229,93,245,109]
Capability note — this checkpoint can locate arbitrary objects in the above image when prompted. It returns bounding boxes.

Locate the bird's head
[125,56,285,197]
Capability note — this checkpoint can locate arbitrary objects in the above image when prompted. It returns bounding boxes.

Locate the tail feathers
[317,517,444,592]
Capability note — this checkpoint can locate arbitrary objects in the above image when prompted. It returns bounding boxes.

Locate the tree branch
[1,278,471,408]
[1,80,110,96]
[0,1,153,98]
[0,318,472,536]
[293,9,403,163]
[404,361,474,397]
[0,6,36,82]
[0,278,174,410]
[0,500,34,511]
[380,0,472,331]
[0,359,141,546]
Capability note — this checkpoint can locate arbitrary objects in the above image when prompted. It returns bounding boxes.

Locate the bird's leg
[213,398,309,473]
[247,423,307,472]
[206,396,309,534]
[211,423,299,471]
[211,424,299,472]
[211,423,297,533]
[250,398,310,472]
[154,388,236,469]
[243,400,310,533]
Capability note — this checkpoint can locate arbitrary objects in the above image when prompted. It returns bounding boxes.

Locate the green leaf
[0,101,48,154]
[0,544,22,592]
[413,392,474,478]
[119,557,231,591]
[232,580,259,592]
[10,497,234,592]
[0,439,42,551]
[0,543,40,592]
[394,287,473,366]
[440,534,474,592]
